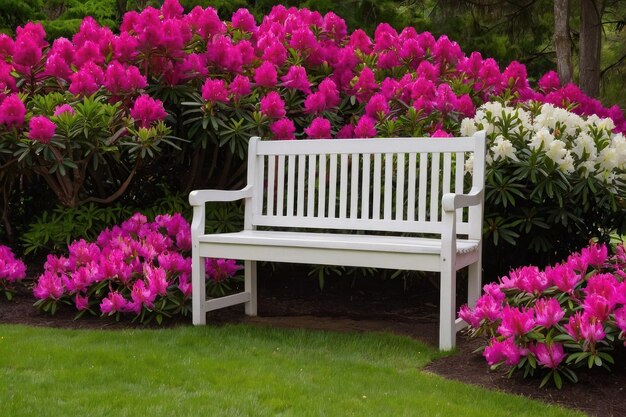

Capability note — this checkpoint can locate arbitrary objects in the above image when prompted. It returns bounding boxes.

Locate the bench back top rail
[246,133,485,237]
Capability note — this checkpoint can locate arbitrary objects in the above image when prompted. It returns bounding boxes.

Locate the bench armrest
[189,185,254,206]
[441,187,483,212]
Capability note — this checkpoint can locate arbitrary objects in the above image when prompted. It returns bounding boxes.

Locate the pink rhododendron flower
[432,35,462,66]
[44,53,73,80]
[322,11,347,41]
[500,265,549,294]
[497,306,536,337]
[458,305,480,328]
[532,342,566,369]
[585,273,619,302]
[270,118,296,140]
[261,41,287,66]
[100,291,129,314]
[0,94,26,127]
[304,117,331,139]
[131,279,156,311]
[0,245,26,282]
[349,29,372,53]
[615,307,626,333]
[53,104,75,117]
[582,293,613,321]
[33,271,64,300]
[483,337,524,366]
[581,242,608,267]
[431,128,452,138]
[289,27,318,53]
[538,71,561,93]
[304,92,327,114]
[178,274,192,298]
[205,258,242,282]
[545,263,581,293]
[336,124,355,139]
[75,294,89,310]
[13,33,42,68]
[260,91,286,119]
[354,116,377,138]
[281,65,311,94]
[229,75,251,98]
[68,62,104,96]
[201,78,229,103]
[130,95,168,128]
[353,67,378,103]
[0,34,14,58]
[161,0,184,19]
[534,298,564,328]
[254,61,278,88]
[364,93,390,119]
[232,8,257,33]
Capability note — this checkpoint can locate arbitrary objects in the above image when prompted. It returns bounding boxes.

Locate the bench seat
[197,230,479,270]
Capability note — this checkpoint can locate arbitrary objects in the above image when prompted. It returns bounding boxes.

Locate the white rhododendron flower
[529,128,554,150]
[491,135,518,162]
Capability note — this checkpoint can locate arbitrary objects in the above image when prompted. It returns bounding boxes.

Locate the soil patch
[1,275,625,417]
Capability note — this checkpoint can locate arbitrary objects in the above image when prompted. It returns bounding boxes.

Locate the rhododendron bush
[459,242,626,388]
[460,101,626,274]
[0,245,26,299]
[33,213,241,323]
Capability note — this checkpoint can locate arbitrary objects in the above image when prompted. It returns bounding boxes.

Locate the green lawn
[0,324,583,417]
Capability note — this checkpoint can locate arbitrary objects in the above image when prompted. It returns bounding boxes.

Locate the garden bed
[1,274,624,417]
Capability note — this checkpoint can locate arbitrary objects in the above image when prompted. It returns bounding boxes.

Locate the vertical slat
[318,154,327,217]
[284,155,293,216]
[297,155,306,217]
[373,154,382,220]
[383,153,393,220]
[396,153,405,220]
[407,153,417,221]
[418,153,428,221]
[361,154,371,219]
[256,154,265,220]
[339,154,349,219]
[276,155,286,217]
[267,155,275,216]
[328,154,337,218]
[350,154,359,219]
[307,154,316,217]
[430,152,440,222]
[443,152,451,197]
[455,152,465,221]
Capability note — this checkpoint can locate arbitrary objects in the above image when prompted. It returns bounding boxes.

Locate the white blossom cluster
[460,102,626,185]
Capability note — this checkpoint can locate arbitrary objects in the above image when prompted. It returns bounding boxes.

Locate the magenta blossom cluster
[0,245,27,297]
[33,212,240,322]
[459,242,626,387]
[0,0,624,141]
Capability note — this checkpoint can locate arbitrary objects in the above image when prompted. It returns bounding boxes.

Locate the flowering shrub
[459,242,626,388]
[0,245,26,299]
[460,101,626,273]
[33,212,241,323]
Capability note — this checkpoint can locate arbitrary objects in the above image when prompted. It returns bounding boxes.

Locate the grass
[0,324,584,417]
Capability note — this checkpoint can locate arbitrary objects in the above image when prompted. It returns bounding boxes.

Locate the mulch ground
[1,275,625,417]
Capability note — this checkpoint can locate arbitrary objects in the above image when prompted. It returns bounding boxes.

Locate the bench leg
[468,256,482,308]
[439,265,457,351]
[244,260,257,316]
[192,254,206,325]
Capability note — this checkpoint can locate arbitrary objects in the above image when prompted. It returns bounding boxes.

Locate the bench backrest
[244,131,486,238]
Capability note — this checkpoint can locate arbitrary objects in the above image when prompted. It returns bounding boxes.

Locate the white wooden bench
[190,131,486,350]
